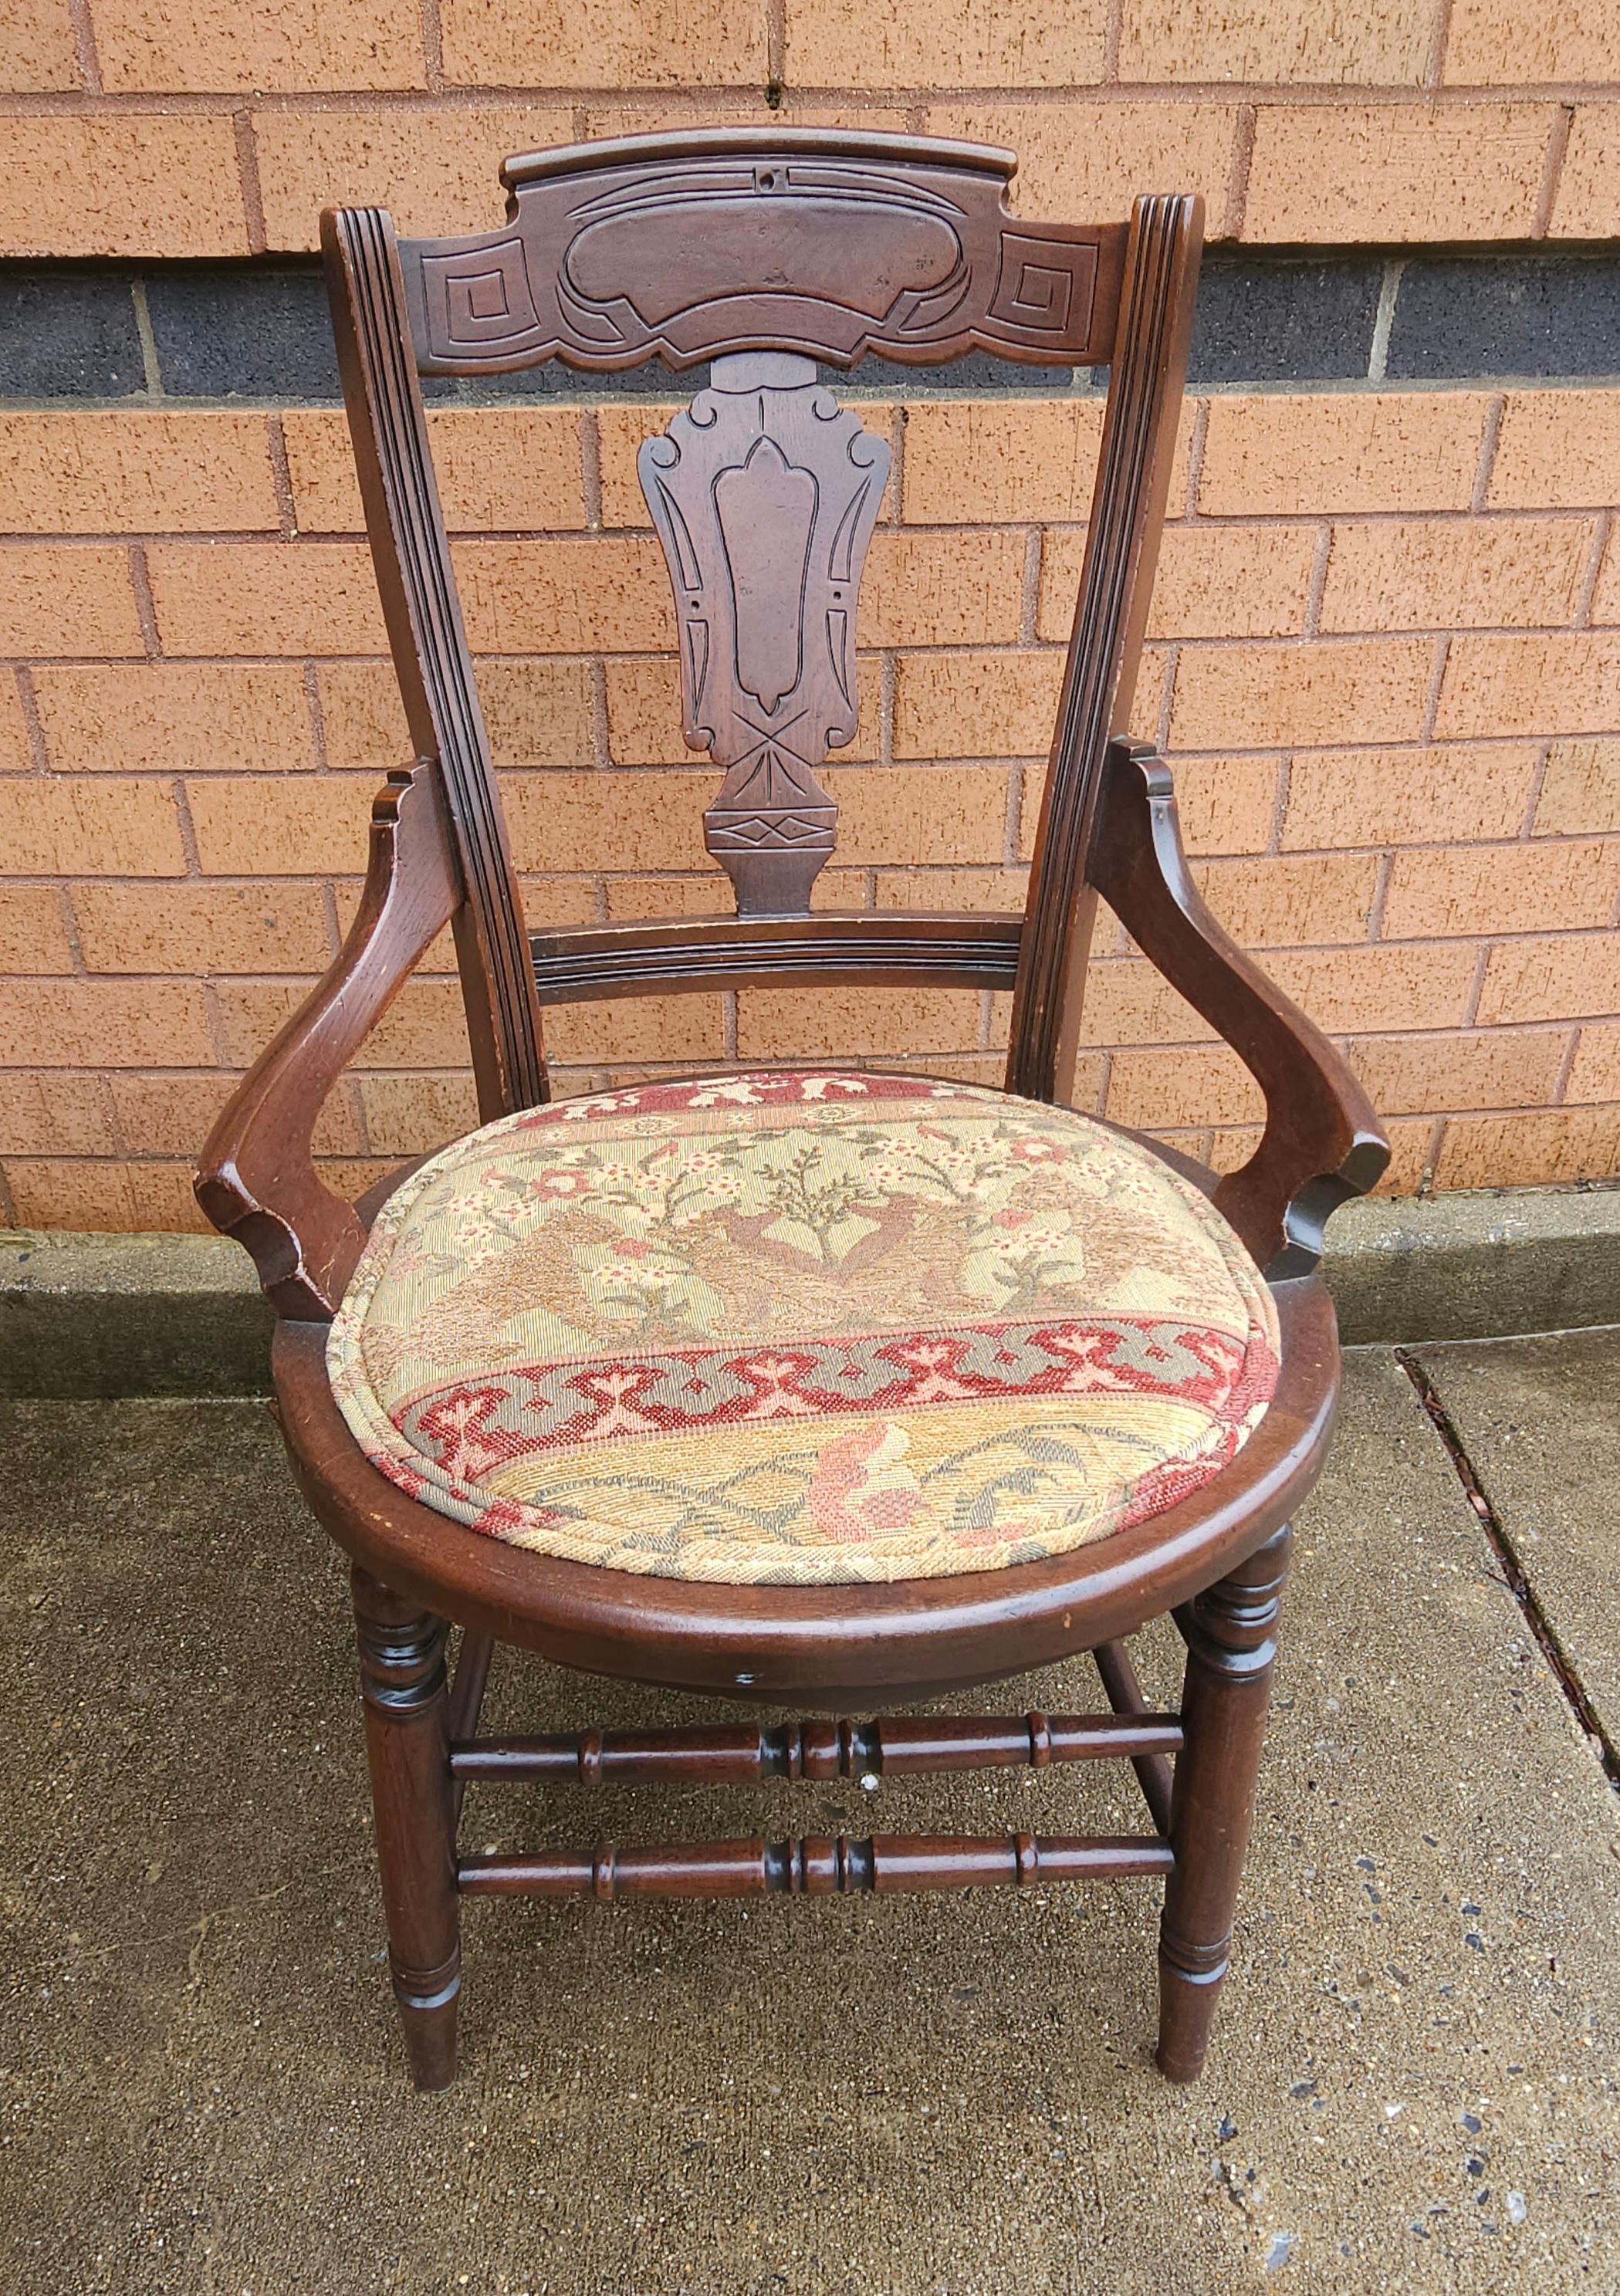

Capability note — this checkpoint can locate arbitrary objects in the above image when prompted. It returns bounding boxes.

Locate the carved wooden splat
[638,353,891,915]
[399,129,1125,374]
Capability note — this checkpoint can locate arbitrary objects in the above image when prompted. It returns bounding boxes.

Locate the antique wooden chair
[197,128,1388,2091]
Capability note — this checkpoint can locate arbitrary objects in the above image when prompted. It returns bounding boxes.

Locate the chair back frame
[192,133,1394,2095]
[322,129,1202,1122]
[201,127,1385,1325]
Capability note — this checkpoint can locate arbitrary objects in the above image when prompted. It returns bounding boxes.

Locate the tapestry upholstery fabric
[327,1071,1281,1586]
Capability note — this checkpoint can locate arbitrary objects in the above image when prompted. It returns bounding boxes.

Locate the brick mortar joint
[8,83,1620,110]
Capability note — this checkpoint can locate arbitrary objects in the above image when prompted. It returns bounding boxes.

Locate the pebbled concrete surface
[2,1348,1618,2295]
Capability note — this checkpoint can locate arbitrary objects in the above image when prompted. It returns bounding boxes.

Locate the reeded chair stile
[197,130,1388,2091]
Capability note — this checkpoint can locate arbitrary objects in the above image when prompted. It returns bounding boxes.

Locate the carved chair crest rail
[194,127,1389,2092]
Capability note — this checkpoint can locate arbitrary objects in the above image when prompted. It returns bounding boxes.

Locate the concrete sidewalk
[2,1340,1617,2294]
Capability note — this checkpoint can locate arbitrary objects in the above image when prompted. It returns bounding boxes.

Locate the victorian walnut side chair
[197,128,1389,2092]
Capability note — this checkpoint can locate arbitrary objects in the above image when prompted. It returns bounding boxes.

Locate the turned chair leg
[351,1565,461,2091]
[1156,1523,1292,2083]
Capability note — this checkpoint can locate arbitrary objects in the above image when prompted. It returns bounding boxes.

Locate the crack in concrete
[1396,1347,1620,1802]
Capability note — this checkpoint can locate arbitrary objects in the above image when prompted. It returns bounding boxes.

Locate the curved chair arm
[1089,739,1389,1279]
[195,762,462,1320]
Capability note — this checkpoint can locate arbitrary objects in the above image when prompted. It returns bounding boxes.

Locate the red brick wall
[3,2,1618,254]
[1,2,1618,1226]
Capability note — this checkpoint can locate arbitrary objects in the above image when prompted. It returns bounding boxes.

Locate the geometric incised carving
[639,352,891,915]
[401,129,1123,376]
[715,438,815,712]
[989,232,1097,338]
[428,235,538,344]
[568,198,960,330]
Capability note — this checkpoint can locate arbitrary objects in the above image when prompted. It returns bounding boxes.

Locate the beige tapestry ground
[327,1071,1281,1584]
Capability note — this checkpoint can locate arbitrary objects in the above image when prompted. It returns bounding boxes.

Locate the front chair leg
[1156,1523,1292,2082]
[351,1565,461,2090]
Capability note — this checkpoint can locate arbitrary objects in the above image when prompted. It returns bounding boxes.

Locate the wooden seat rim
[272,1233,1336,1706]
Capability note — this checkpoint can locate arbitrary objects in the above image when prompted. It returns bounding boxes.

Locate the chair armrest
[194,762,461,1320]
[1089,739,1389,1278]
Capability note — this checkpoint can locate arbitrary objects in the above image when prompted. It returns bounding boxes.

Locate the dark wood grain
[352,1566,461,2090]
[1089,739,1390,1276]
[401,129,1125,375]
[195,763,458,1317]
[1091,1636,1175,1834]
[641,351,890,912]
[529,910,1023,1001]
[1006,191,1202,1106]
[458,1833,1174,1899]
[187,127,1393,2091]
[449,1710,1184,1784]
[325,205,547,1122]
[1157,1525,1292,2082]
[445,1627,494,1822]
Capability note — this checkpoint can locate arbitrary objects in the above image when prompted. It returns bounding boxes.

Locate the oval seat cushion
[327,1071,1281,1586]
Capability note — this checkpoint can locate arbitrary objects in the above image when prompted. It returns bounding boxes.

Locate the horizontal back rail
[528,911,1023,1004]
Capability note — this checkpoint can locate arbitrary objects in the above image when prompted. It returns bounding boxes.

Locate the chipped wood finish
[448,1710,1186,1784]
[458,1834,1177,1899]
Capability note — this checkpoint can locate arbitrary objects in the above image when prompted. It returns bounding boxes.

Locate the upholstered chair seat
[329,1071,1280,1586]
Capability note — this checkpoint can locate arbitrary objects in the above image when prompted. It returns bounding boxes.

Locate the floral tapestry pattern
[327,1071,1282,1584]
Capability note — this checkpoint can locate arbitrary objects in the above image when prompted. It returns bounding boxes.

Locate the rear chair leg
[1156,1523,1291,2083]
[352,1565,461,2091]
